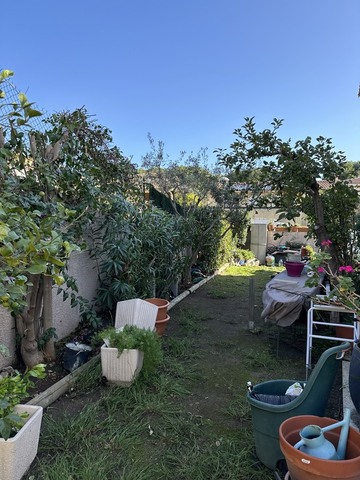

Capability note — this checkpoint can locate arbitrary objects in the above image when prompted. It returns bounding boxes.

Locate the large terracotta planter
[0,404,43,480]
[145,298,169,321]
[101,346,144,386]
[279,415,360,480]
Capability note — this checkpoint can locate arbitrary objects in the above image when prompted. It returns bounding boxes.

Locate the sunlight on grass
[206,265,282,298]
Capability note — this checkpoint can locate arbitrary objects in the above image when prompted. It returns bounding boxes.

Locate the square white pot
[101,346,144,386]
[0,404,43,480]
[114,299,158,330]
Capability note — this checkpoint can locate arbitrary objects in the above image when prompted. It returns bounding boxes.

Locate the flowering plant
[306,240,360,317]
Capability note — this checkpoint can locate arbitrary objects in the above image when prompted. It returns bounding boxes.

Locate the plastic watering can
[294,409,351,461]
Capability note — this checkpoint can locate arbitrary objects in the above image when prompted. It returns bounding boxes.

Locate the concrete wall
[52,250,99,340]
[0,250,99,369]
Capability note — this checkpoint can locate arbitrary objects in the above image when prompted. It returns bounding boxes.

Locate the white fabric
[261,270,322,326]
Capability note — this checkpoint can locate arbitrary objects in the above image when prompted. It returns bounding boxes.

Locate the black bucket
[63,342,92,372]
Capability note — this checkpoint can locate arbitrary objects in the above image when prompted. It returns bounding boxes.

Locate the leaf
[18,92,28,107]
[0,69,14,81]
[53,274,65,286]
[0,223,10,240]
[47,256,65,267]
[26,108,42,118]
[27,263,47,274]
[0,419,12,441]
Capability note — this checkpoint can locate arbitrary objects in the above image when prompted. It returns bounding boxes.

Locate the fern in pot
[99,325,162,386]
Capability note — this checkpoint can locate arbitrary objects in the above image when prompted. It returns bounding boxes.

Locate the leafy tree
[216,117,359,270]
[0,70,136,367]
[141,135,250,282]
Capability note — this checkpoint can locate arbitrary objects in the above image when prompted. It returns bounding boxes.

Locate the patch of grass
[73,356,102,393]
[223,393,251,422]
[243,347,278,370]
[177,309,209,333]
[206,265,281,299]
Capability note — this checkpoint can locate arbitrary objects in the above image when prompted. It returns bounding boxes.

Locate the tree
[141,135,251,282]
[216,117,359,271]
[0,70,136,367]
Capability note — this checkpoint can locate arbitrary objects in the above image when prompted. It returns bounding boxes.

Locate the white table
[261,270,323,327]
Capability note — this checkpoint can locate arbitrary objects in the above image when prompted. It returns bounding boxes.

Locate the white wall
[52,250,99,340]
[0,250,99,369]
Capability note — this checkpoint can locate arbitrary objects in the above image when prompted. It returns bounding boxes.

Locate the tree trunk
[42,274,56,361]
[19,274,44,368]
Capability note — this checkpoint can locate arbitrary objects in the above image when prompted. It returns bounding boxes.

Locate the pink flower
[339,265,354,273]
[321,240,332,247]
[317,267,325,273]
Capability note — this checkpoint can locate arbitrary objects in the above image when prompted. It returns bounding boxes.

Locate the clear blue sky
[2,1,359,166]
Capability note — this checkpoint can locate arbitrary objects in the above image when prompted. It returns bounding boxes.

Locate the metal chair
[246,342,350,470]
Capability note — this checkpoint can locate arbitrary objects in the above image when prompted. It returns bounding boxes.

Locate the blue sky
[2,1,359,166]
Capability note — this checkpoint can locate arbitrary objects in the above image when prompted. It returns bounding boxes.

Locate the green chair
[246,342,350,470]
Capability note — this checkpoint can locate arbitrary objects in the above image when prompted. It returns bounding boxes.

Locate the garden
[1,69,360,479]
[24,265,337,480]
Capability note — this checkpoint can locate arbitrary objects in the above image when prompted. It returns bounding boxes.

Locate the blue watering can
[294,408,351,461]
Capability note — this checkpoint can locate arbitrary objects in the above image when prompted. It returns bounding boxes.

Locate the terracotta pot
[335,325,355,345]
[279,415,360,480]
[155,314,170,336]
[145,298,169,321]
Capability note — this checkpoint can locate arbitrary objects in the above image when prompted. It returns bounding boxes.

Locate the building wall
[249,209,317,263]
[0,250,99,369]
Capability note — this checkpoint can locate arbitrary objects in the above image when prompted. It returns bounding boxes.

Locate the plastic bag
[285,382,303,396]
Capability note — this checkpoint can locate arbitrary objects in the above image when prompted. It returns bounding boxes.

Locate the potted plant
[306,241,360,412]
[99,325,163,386]
[0,363,46,480]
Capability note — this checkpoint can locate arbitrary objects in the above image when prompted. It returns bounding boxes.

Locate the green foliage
[236,249,255,262]
[0,70,138,365]
[0,364,46,440]
[216,117,359,270]
[194,209,240,273]
[99,325,163,379]
[94,202,187,315]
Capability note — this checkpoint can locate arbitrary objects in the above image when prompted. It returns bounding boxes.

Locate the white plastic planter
[114,299,158,330]
[0,404,43,480]
[101,345,144,386]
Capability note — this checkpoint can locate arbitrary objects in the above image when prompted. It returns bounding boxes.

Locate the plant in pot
[306,241,360,413]
[0,363,46,480]
[99,325,163,386]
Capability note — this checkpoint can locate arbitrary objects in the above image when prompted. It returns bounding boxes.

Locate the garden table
[261,270,323,327]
